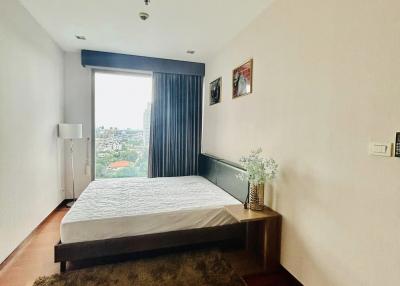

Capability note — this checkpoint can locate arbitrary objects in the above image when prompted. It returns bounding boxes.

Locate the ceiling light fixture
[139,12,149,21]
[75,35,86,40]
[186,50,195,54]
[144,0,150,5]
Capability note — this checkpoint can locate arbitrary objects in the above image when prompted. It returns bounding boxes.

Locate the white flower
[236,148,278,185]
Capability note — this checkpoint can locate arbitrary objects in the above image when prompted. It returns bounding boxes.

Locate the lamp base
[66,200,76,208]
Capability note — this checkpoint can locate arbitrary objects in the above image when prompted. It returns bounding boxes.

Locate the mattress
[61,176,241,243]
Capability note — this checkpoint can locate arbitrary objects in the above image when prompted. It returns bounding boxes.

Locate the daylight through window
[94,71,152,179]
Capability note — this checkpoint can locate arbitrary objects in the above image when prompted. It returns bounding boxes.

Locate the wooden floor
[0,206,300,286]
[0,208,68,286]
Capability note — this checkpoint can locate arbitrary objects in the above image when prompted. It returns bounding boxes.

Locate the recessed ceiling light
[75,35,86,40]
[186,50,195,54]
[139,12,149,21]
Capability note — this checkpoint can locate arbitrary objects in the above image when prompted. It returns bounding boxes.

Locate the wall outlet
[395,132,400,157]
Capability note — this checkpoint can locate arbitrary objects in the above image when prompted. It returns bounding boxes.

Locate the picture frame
[232,59,253,98]
[209,77,222,105]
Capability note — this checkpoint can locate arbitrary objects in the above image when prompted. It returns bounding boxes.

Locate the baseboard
[243,265,303,286]
[0,199,68,270]
[280,265,303,285]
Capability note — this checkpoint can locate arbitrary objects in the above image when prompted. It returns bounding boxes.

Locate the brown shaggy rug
[33,249,245,286]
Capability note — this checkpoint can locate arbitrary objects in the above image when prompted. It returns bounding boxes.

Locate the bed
[55,154,250,271]
[61,176,242,244]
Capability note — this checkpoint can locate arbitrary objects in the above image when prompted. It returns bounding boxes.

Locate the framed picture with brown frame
[232,59,253,98]
[209,77,222,105]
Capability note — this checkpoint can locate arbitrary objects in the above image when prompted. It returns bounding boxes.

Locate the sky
[95,71,152,129]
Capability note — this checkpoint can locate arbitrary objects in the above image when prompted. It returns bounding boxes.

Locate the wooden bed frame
[55,154,251,272]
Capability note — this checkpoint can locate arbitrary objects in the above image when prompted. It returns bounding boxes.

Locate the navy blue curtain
[148,73,203,178]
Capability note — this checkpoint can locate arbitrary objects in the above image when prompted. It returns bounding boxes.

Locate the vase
[249,183,264,211]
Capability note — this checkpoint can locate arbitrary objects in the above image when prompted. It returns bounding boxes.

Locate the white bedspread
[61,176,241,243]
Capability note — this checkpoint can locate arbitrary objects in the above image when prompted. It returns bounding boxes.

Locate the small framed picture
[209,77,222,105]
[232,59,253,98]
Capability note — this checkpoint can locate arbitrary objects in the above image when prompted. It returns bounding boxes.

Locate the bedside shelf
[224,204,280,223]
[224,204,282,273]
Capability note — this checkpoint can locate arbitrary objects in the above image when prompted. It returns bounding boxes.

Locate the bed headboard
[198,153,248,203]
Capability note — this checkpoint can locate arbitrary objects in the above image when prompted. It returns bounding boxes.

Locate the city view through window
[95,72,152,179]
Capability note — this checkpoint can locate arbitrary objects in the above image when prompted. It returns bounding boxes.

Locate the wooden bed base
[55,223,246,272]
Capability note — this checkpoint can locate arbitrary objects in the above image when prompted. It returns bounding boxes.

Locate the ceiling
[18,0,273,62]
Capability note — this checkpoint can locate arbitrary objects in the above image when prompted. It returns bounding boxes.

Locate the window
[94,71,152,179]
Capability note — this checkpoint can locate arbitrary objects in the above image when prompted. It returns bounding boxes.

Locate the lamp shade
[58,123,82,139]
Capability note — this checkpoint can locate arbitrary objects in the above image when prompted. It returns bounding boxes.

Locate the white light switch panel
[369,142,393,157]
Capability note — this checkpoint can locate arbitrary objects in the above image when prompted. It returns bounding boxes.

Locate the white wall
[64,52,92,198]
[203,0,400,285]
[0,0,64,263]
